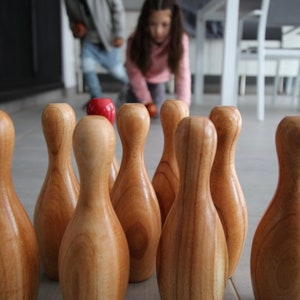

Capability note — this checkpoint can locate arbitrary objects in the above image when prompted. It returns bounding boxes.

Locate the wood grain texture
[34,103,79,280]
[0,110,40,299]
[152,99,189,225]
[59,115,129,299]
[251,116,300,299]
[85,97,119,191]
[110,155,119,192]
[209,106,248,278]
[111,104,161,283]
[157,116,228,300]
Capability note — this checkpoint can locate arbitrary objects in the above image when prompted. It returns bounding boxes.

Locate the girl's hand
[112,38,124,48]
[73,22,87,39]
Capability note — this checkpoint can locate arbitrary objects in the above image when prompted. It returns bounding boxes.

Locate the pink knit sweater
[125,33,191,106]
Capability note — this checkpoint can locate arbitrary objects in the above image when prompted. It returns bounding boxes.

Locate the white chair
[237,0,300,121]
[194,0,261,106]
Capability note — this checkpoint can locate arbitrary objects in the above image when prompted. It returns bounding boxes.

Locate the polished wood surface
[111,103,161,282]
[157,116,228,299]
[209,106,248,278]
[0,110,40,299]
[59,115,129,299]
[152,99,189,225]
[85,97,119,191]
[34,103,79,280]
[110,155,119,192]
[251,116,300,299]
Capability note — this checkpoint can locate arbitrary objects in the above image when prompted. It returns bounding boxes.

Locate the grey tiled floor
[0,90,299,299]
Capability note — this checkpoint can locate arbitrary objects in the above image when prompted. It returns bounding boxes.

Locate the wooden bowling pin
[152,99,189,225]
[209,106,248,278]
[157,117,228,299]
[34,103,79,280]
[59,115,129,299]
[0,110,40,299]
[251,116,300,299]
[86,97,119,192]
[111,103,161,282]
[110,156,119,192]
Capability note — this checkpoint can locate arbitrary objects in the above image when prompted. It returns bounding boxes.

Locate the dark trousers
[125,82,166,113]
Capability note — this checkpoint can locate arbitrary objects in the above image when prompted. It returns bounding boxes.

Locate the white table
[194,0,260,105]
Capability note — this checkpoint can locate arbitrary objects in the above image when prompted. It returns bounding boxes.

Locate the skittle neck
[160,100,189,157]
[117,104,150,166]
[73,115,115,207]
[175,116,217,202]
[209,106,241,164]
[0,110,15,186]
[275,116,300,194]
[42,103,76,167]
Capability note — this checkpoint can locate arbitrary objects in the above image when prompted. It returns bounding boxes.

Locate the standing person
[64,0,129,108]
[124,0,191,118]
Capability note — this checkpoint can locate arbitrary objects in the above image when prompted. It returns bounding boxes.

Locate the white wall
[60,0,77,89]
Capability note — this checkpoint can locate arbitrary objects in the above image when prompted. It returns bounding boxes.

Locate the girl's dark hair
[129,0,184,77]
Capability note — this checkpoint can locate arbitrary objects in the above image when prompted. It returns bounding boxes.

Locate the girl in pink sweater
[124,0,191,118]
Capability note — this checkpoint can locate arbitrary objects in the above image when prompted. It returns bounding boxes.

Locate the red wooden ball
[87,98,116,124]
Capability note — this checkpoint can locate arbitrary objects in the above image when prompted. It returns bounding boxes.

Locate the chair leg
[257,78,265,121]
[236,18,244,102]
[239,75,246,95]
[257,54,265,121]
[271,60,280,105]
[284,77,293,95]
[292,61,300,106]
